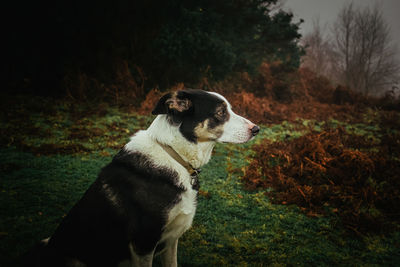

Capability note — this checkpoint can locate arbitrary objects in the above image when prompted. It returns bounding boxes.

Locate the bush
[64,60,145,107]
[242,126,400,234]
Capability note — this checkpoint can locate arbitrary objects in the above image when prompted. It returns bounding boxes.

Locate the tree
[332,2,399,95]
[301,18,335,79]
[4,0,302,94]
[146,0,303,88]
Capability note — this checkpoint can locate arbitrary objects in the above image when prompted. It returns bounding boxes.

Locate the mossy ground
[1,95,399,266]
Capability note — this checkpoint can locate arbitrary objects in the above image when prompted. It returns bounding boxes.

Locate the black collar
[157,141,201,191]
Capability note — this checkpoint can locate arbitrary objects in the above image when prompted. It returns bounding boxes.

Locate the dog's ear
[152,91,192,115]
[152,93,172,115]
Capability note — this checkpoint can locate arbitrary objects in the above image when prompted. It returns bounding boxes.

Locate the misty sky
[284,0,400,54]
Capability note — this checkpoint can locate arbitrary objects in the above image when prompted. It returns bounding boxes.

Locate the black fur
[31,150,184,267]
[153,89,228,143]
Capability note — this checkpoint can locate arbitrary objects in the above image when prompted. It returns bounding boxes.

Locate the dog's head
[152,89,259,143]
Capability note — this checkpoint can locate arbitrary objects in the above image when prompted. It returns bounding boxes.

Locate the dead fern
[242,126,400,234]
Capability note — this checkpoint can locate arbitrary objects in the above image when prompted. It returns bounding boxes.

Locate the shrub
[64,60,145,107]
[137,89,164,115]
[242,126,400,234]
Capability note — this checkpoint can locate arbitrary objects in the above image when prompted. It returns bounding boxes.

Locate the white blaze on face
[208,92,257,144]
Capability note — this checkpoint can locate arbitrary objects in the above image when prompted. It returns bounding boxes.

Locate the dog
[27,89,259,267]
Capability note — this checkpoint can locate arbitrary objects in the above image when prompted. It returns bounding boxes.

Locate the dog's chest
[161,188,197,243]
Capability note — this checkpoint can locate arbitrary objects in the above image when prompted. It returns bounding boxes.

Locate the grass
[1,95,399,266]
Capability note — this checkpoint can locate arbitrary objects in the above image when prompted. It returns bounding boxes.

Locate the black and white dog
[28,89,259,267]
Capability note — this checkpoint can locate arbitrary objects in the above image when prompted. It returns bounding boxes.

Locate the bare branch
[330,2,399,95]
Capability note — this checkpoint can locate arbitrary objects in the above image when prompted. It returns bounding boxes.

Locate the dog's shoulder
[98,146,186,208]
[110,147,179,184]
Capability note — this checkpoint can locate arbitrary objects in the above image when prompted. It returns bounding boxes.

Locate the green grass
[1,95,399,266]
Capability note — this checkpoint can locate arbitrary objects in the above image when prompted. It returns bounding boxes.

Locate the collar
[157,141,201,191]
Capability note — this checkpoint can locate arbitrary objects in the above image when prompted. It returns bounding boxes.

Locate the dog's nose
[251,125,260,136]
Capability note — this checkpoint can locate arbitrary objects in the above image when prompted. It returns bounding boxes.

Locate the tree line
[3,0,302,96]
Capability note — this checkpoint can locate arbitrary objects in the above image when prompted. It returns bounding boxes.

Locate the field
[1,93,400,266]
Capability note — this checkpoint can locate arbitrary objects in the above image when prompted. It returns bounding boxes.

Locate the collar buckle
[190,169,201,191]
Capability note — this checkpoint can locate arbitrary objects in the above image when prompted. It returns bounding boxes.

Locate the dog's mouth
[219,133,258,144]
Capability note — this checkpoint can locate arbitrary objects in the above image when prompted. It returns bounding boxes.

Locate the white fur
[126,243,154,267]
[145,115,216,169]
[209,92,256,144]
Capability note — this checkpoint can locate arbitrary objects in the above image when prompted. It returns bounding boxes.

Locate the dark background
[2,0,302,97]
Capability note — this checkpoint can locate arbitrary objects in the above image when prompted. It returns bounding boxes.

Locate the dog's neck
[146,115,215,169]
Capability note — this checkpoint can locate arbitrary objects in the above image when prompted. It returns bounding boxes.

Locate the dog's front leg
[127,243,154,267]
[129,252,154,267]
[160,239,178,267]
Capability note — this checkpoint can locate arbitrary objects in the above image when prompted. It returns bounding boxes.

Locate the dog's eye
[215,108,226,119]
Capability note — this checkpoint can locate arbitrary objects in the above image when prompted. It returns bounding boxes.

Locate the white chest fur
[124,129,199,247]
[124,116,214,251]
[160,187,197,246]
